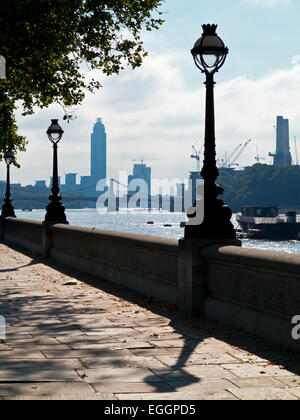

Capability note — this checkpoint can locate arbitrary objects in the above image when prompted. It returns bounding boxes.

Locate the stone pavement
[1,243,300,400]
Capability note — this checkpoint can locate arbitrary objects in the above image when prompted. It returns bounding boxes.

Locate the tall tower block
[91,118,107,184]
[274,116,292,166]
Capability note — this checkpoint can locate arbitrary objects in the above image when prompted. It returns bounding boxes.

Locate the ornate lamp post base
[44,200,68,225]
[1,201,16,219]
[185,185,236,240]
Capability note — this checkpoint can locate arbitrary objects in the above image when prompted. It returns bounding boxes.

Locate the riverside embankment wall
[1,217,300,351]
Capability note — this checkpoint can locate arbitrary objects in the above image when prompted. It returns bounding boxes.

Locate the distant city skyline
[6,0,300,185]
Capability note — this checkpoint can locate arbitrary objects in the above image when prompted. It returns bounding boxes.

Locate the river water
[15,208,300,255]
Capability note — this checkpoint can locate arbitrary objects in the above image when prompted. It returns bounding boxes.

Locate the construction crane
[255,146,266,163]
[191,144,204,171]
[131,157,162,164]
[228,139,252,168]
[223,143,242,168]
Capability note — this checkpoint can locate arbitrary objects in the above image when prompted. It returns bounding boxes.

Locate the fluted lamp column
[185,24,236,240]
[44,119,68,224]
[1,151,16,218]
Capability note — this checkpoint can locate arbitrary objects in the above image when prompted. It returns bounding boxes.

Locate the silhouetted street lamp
[185,24,236,240]
[44,119,68,224]
[1,151,16,218]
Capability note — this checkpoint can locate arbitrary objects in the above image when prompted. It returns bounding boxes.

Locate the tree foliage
[0,0,164,158]
[219,164,300,212]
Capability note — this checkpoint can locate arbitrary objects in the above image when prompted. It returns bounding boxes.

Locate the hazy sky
[10,0,300,185]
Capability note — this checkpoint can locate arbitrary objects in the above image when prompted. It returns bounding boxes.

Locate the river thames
[15,208,300,255]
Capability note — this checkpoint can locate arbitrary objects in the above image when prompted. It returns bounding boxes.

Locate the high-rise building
[91,118,107,185]
[34,180,47,190]
[128,163,151,208]
[274,116,292,166]
[128,163,151,196]
[65,173,77,189]
[189,171,202,206]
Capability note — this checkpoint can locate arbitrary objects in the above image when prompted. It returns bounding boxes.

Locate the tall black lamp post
[185,24,236,240]
[44,119,68,224]
[1,151,16,218]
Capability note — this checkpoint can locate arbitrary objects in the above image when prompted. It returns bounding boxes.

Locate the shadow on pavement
[1,241,300,394]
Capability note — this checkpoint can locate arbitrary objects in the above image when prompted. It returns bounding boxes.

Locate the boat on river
[236,206,300,240]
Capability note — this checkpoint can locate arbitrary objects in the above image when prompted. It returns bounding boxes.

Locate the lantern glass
[192,25,228,73]
[4,151,15,166]
[46,119,64,143]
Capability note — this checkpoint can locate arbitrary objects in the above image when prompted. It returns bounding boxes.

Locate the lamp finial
[202,24,218,36]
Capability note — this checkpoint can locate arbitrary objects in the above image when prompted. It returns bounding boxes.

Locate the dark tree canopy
[219,164,300,212]
[0,0,164,159]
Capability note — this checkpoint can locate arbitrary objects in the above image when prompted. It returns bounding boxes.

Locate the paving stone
[155,353,239,367]
[196,391,239,400]
[2,394,116,400]
[167,378,238,393]
[116,390,238,400]
[228,349,300,364]
[57,335,119,348]
[286,387,300,399]
[0,360,83,382]
[0,344,12,351]
[0,350,46,359]
[81,355,165,369]
[119,342,157,350]
[192,341,236,355]
[276,377,300,387]
[228,377,288,389]
[221,363,297,378]
[130,348,184,357]
[133,326,175,334]
[77,367,162,384]
[147,339,199,350]
[43,348,133,359]
[3,332,33,341]
[0,382,96,398]
[11,344,71,351]
[4,337,63,345]
[137,332,184,341]
[9,320,63,327]
[227,387,298,400]
[152,365,235,382]
[92,382,173,394]
[80,327,139,338]
[34,329,85,338]
[132,319,171,328]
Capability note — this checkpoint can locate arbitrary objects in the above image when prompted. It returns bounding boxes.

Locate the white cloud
[11,49,300,187]
[292,55,300,65]
[241,0,292,7]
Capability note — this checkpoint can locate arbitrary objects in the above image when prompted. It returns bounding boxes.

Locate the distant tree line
[218,164,300,213]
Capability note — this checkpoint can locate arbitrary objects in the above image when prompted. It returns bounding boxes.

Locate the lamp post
[185,24,236,240]
[44,119,68,224]
[1,151,16,218]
